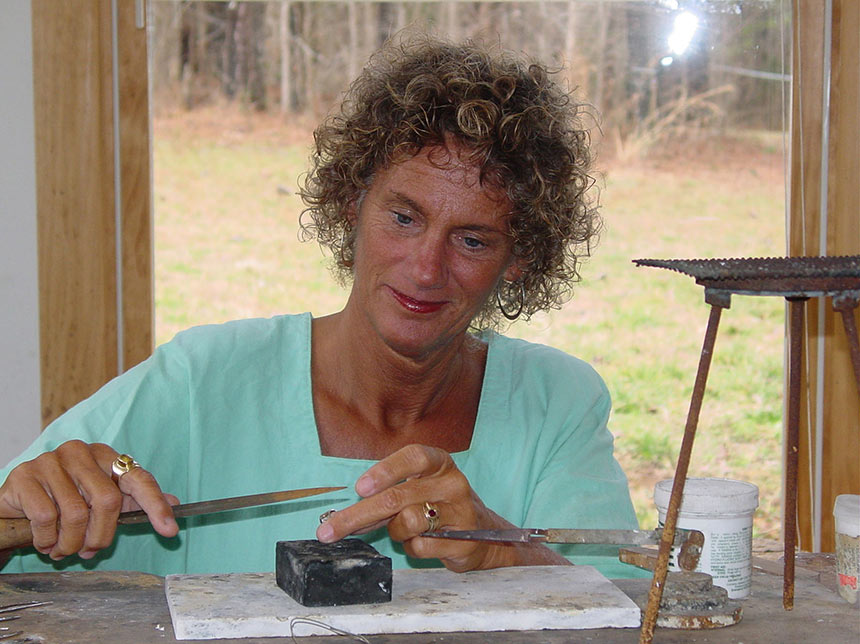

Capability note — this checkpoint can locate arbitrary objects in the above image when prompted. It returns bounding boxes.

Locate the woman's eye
[394,212,413,225]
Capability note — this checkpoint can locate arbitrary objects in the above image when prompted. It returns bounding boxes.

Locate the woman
[0,35,639,577]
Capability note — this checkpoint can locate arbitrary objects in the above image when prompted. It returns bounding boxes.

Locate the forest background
[149,0,789,547]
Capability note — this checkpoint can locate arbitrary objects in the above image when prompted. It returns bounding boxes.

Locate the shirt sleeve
[516,347,650,579]
[0,338,193,573]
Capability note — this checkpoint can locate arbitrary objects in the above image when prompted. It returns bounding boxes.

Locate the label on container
[835,533,859,604]
[658,513,753,599]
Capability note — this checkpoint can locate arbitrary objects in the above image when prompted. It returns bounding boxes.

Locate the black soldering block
[275,539,392,607]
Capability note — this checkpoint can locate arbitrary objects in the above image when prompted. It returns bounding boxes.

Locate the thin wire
[792,0,818,553]
[781,0,791,255]
[0,601,52,614]
[111,0,125,376]
[289,617,371,643]
[812,0,834,553]
[794,0,807,257]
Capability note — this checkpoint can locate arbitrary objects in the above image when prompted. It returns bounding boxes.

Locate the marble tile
[166,565,640,640]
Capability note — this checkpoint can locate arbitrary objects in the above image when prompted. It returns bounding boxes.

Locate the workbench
[3,556,856,643]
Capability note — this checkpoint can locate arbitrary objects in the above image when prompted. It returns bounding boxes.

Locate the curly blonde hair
[300,34,600,329]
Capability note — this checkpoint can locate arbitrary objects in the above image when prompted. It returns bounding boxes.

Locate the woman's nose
[410,236,447,288]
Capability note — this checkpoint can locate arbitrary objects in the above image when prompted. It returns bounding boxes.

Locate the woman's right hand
[0,440,178,560]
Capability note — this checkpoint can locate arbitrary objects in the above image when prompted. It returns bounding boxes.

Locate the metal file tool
[421,527,705,571]
[0,485,346,551]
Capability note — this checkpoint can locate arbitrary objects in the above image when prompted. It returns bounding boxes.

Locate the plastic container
[833,494,860,605]
[655,478,759,599]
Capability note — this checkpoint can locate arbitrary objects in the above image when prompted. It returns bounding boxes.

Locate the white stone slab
[165,565,640,640]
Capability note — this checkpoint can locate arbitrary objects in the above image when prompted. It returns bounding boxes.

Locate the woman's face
[348,142,521,360]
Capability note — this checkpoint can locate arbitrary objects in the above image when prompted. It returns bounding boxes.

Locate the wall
[0,1,41,467]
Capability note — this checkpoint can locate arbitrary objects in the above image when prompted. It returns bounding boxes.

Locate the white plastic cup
[655,477,759,599]
[833,494,860,605]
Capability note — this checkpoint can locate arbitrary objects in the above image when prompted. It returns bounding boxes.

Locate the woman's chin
[378,322,459,361]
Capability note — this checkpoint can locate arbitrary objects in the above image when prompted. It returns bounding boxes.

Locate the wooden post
[790,0,860,552]
[32,0,152,427]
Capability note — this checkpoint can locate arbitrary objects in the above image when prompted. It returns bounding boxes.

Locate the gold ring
[423,502,440,532]
[111,454,141,483]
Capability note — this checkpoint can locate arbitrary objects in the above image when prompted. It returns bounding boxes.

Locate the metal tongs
[422,527,705,571]
[0,600,52,640]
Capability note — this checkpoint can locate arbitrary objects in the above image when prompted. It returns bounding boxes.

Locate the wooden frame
[790,0,860,552]
[29,0,858,552]
[32,0,152,427]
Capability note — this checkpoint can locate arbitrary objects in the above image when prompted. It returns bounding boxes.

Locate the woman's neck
[310,310,487,457]
[314,311,475,423]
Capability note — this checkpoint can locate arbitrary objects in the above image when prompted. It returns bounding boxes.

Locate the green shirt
[0,313,644,578]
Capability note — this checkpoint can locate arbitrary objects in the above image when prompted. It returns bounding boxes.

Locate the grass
[153,105,787,542]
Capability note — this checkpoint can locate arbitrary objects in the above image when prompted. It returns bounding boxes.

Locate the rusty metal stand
[833,293,860,392]
[633,256,860,644]
[639,300,726,643]
[783,298,805,610]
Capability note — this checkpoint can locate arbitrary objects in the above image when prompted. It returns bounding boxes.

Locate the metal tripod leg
[639,299,726,644]
[783,298,808,610]
[832,293,860,394]
[783,294,860,610]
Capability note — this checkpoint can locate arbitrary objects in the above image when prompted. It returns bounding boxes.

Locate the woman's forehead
[373,152,513,224]
[383,143,508,201]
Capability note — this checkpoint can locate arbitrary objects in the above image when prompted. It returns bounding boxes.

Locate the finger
[15,471,81,556]
[81,446,179,555]
[388,501,485,569]
[32,445,99,559]
[315,488,404,543]
[86,445,179,535]
[318,453,434,542]
[113,465,179,539]
[53,444,124,559]
[403,533,484,564]
[355,445,450,497]
[79,488,182,561]
[320,452,469,543]
[321,515,389,539]
[0,443,112,558]
[317,476,453,543]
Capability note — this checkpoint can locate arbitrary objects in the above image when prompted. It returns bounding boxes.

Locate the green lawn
[154,108,786,540]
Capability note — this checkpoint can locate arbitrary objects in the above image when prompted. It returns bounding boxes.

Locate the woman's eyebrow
[387,191,508,234]
[459,223,507,236]
[387,191,425,214]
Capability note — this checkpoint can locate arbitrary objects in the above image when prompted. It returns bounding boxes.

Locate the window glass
[150,0,788,542]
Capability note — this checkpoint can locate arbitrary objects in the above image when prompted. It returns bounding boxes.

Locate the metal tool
[421,527,705,571]
[633,255,860,644]
[0,486,346,551]
[0,601,52,641]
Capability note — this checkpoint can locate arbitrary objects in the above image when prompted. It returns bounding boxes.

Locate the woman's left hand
[314,444,569,572]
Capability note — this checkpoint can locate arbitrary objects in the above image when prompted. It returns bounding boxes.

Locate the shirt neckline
[300,313,502,463]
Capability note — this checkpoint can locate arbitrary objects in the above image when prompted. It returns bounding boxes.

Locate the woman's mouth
[390,288,446,314]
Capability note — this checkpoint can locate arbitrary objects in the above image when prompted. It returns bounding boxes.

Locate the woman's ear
[345,200,358,226]
[346,189,369,227]
[502,258,525,283]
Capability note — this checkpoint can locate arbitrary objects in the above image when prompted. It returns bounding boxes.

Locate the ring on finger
[423,502,441,532]
[111,454,141,483]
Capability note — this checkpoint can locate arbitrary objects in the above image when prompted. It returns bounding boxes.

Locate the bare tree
[147,0,788,147]
[235,2,267,109]
[279,1,291,114]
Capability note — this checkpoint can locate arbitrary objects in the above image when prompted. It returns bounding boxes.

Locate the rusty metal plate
[634,255,860,298]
